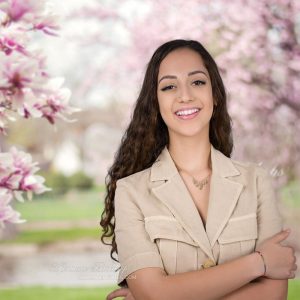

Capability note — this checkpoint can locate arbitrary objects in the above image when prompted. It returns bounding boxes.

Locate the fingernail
[285,228,291,233]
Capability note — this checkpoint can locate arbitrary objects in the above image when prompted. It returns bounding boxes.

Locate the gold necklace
[169,147,212,191]
[192,174,211,190]
[175,164,212,190]
[184,170,211,190]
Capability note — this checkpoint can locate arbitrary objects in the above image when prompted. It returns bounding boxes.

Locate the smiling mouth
[175,108,200,116]
[174,108,201,120]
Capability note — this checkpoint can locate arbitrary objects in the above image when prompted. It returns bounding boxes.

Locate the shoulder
[231,158,277,202]
[230,157,270,180]
[114,167,153,208]
[116,166,152,189]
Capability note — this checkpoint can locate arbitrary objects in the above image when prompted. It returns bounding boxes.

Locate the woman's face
[157,48,214,139]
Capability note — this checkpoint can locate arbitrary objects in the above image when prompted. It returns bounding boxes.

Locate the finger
[289,271,295,279]
[126,294,136,300]
[106,291,124,300]
[293,255,297,264]
[106,288,129,300]
[284,246,295,254]
[271,229,290,243]
[108,288,129,298]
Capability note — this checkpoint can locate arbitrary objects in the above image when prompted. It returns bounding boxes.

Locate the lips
[175,107,201,116]
[175,108,201,120]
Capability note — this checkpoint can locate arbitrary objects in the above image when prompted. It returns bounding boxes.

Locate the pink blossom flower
[0,0,79,133]
[0,35,26,55]
[0,50,79,127]
[23,77,81,124]
[16,90,43,119]
[0,0,60,36]
[33,12,60,36]
[37,87,80,124]
[0,146,51,202]
[0,0,45,24]
[0,189,26,227]
[0,52,48,97]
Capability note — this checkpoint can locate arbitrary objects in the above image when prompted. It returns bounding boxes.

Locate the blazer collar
[150,143,240,181]
[150,144,244,262]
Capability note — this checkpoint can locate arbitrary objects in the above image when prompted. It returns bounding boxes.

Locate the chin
[171,127,207,138]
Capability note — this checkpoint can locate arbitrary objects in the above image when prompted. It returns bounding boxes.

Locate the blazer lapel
[205,146,244,249]
[150,144,244,262]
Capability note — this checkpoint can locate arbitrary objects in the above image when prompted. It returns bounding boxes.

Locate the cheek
[159,107,173,126]
[203,92,214,114]
[158,97,173,120]
[203,104,214,121]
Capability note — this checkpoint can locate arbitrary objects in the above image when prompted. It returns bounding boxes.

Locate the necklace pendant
[192,176,209,190]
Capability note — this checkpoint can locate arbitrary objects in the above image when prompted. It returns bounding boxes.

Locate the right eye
[161,85,175,91]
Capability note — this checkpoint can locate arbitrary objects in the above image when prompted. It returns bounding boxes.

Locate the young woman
[101,39,297,300]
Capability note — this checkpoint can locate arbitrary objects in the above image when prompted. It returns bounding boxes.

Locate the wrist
[251,251,266,278]
[254,250,267,276]
[246,252,265,278]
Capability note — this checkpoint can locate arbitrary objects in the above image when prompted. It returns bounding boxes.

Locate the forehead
[158,48,206,75]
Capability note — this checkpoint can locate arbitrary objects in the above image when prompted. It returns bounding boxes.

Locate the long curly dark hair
[100,39,233,264]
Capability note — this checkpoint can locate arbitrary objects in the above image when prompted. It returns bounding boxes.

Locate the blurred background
[0,0,299,299]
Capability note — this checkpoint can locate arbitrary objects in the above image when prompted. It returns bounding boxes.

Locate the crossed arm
[109,265,288,300]
[220,277,288,300]
[122,251,289,300]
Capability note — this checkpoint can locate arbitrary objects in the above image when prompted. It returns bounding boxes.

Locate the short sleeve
[254,165,284,249]
[114,179,164,287]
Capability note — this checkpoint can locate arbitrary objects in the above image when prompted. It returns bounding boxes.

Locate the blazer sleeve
[114,179,164,287]
[254,165,284,249]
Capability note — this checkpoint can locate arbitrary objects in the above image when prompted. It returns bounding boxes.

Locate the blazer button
[202,258,216,269]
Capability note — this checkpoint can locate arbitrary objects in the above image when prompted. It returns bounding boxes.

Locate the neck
[167,138,212,176]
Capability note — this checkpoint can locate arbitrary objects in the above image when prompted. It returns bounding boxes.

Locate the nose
[176,84,194,102]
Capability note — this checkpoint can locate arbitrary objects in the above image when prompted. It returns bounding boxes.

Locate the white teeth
[176,108,199,116]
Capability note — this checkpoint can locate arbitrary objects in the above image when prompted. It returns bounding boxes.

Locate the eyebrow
[158,70,208,84]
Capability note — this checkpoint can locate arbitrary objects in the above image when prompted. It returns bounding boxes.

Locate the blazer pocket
[145,216,198,274]
[218,214,258,263]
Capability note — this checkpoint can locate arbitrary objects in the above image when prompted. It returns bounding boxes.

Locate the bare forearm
[221,278,288,300]
[143,253,264,300]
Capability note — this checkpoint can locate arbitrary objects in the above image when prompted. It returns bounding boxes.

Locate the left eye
[193,80,206,86]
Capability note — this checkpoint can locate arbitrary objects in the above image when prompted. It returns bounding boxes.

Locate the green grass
[14,189,104,221]
[288,279,300,299]
[281,179,300,208]
[0,281,299,299]
[0,227,106,245]
[0,188,113,245]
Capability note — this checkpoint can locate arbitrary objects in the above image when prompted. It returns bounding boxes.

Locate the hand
[256,229,297,279]
[106,287,136,300]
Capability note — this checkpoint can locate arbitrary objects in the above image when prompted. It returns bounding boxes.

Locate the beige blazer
[114,144,283,287]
